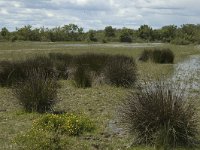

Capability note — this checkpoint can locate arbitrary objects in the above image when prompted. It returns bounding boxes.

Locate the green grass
[0,42,200,149]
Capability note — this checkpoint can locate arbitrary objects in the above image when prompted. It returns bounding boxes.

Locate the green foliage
[16,25,34,41]
[88,30,98,42]
[137,25,154,41]
[62,24,84,41]
[33,114,95,136]
[104,26,116,37]
[1,27,10,40]
[104,55,137,87]
[13,70,58,113]
[161,25,177,42]
[119,28,133,43]
[102,38,107,43]
[14,128,65,150]
[1,24,200,44]
[14,114,95,150]
[119,79,199,149]
[10,35,18,42]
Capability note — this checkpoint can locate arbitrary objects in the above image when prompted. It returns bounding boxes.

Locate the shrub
[33,114,95,136]
[119,28,133,43]
[73,65,92,88]
[160,49,174,63]
[152,49,162,63]
[152,49,174,63]
[13,70,58,113]
[14,114,95,149]
[119,79,199,149]
[102,39,107,43]
[138,49,152,62]
[104,55,137,87]
[139,49,174,64]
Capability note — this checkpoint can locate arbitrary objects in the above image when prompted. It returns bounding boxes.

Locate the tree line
[1,24,200,45]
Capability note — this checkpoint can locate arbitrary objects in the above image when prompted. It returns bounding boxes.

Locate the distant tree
[104,26,115,37]
[119,28,133,43]
[1,27,10,40]
[137,25,153,41]
[29,28,41,41]
[152,29,162,41]
[88,30,98,42]
[39,27,51,42]
[49,27,65,42]
[172,24,200,44]
[16,25,32,41]
[0,34,3,41]
[161,25,177,42]
[63,24,84,41]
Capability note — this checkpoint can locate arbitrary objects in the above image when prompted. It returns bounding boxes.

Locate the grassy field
[0,42,200,150]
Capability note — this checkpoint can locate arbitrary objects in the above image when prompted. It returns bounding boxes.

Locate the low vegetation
[0,42,200,150]
[0,53,138,88]
[139,48,174,64]
[13,69,58,113]
[119,79,199,149]
[73,65,92,88]
[0,56,55,86]
[14,114,95,149]
[104,55,137,87]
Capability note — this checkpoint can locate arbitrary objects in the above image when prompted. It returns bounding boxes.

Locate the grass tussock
[73,65,92,88]
[72,53,111,73]
[0,53,137,88]
[119,79,199,149]
[13,69,58,113]
[139,48,174,64]
[69,53,137,88]
[104,55,137,87]
[0,56,56,86]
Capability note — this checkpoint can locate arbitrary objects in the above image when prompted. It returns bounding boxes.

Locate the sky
[0,0,200,31]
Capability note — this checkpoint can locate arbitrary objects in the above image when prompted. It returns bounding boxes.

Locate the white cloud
[0,0,199,31]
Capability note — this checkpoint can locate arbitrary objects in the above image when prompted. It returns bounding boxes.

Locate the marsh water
[172,55,200,90]
[63,43,162,48]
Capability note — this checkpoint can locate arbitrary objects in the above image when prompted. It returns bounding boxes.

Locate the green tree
[88,30,98,42]
[119,28,133,43]
[137,25,153,41]
[1,27,10,40]
[63,24,83,41]
[161,25,177,42]
[16,25,32,41]
[104,26,115,37]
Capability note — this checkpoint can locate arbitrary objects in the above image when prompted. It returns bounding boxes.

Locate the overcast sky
[0,0,200,31]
